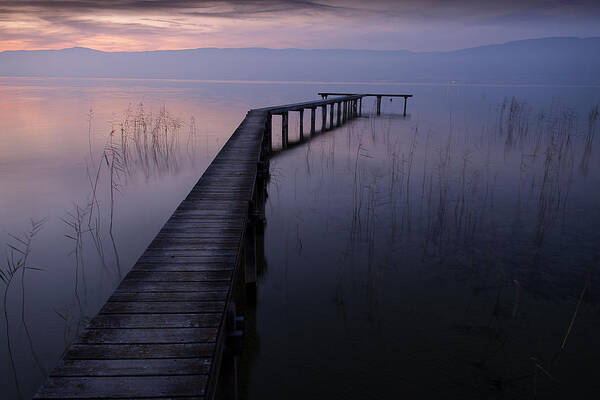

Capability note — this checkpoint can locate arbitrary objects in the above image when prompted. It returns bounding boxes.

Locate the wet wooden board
[35,109,269,399]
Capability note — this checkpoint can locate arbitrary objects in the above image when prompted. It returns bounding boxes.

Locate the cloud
[0,0,599,51]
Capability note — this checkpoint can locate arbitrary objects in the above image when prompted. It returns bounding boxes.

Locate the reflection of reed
[580,105,598,176]
[265,96,600,395]
[2,103,205,397]
[1,219,45,399]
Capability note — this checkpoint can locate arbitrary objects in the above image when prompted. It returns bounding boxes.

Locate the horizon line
[2,36,599,55]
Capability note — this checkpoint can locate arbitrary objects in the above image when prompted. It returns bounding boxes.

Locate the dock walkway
[34,92,409,399]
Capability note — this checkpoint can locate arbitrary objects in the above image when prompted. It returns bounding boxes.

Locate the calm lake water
[1,77,599,399]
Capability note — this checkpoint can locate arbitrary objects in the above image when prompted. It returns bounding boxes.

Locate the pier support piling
[310,107,316,135]
[264,115,272,154]
[330,103,334,130]
[376,95,382,115]
[299,109,304,140]
[321,105,327,131]
[282,112,288,148]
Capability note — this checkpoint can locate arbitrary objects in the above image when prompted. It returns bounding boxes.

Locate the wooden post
[376,96,382,115]
[299,109,304,140]
[264,114,272,154]
[321,105,327,131]
[342,101,346,123]
[310,107,316,135]
[337,102,341,127]
[282,112,288,148]
[403,96,408,117]
[359,97,362,116]
[330,103,334,130]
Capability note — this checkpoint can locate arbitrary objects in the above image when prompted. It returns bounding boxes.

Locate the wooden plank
[65,343,215,360]
[101,302,225,314]
[114,281,231,292]
[77,328,218,344]
[154,230,242,237]
[50,358,211,377]
[131,264,234,272]
[124,271,232,282]
[142,247,239,255]
[149,238,241,246]
[147,241,241,250]
[108,291,228,302]
[35,375,208,398]
[135,256,236,265]
[90,314,222,329]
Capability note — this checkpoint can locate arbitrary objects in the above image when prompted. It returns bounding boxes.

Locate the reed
[1,219,45,399]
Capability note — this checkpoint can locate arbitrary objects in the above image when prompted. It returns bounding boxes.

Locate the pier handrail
[318,92,413,98]
[318,92,413,116]
[257,94,364,114]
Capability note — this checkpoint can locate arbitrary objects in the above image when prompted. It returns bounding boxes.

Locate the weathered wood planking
[35,109,269,399]
[35,93,380,399]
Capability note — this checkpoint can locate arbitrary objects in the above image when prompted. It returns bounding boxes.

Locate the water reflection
[244,97,600,399]
[0,81,239,399]
[2,78,600,399]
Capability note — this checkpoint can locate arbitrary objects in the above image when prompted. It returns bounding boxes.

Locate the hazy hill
[1,37,599,84]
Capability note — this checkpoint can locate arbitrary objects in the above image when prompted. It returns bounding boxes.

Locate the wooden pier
[34,92,410,399]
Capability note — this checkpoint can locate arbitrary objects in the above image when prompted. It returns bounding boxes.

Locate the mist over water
[1,77,599,398]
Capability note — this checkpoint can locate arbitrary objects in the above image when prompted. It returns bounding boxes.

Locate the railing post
[376,96,382,115]
[282,112,288,148]
[310,107,316,135]
[321,105,327,131]
[299,109,304,140]
[403,96,408,117]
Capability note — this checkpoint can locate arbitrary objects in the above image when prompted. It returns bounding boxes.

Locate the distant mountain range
[1,37,599,85]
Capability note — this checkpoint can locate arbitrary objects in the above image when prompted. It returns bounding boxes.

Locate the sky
[1,0,600,52]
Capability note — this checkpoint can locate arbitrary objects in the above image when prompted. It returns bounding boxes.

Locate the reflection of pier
[34,92,411,399]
